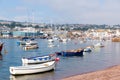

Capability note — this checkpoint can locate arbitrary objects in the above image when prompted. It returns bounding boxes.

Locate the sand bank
[63,65,120,80]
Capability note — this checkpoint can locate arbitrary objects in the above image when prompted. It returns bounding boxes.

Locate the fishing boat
[9,61,56,75]
[56,48,84,56]
[22,54,56,64]
[23,44,39,50]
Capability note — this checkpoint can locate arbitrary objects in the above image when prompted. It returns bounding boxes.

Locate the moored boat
[84,46,92,52]
[23,44,39,50]
[48,39,54,43]
[56,48,84,56]
[94,43,104,47]
[17,37,38,46]
[112,37,120,42]
[9,61,56,75]
[22,54,57,64]
[25,38,38,45]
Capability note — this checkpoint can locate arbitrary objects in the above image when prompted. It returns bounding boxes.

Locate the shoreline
[62,65,120,80]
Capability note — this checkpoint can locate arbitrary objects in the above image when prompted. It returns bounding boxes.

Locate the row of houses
[69,29,120,40]
[0,26,120,40]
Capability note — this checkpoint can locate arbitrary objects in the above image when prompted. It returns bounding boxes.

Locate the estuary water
[0,39,120,80]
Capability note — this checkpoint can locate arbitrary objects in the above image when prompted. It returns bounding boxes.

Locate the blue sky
[0,0,120,24]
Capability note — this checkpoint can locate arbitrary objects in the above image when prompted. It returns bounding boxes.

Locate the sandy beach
[63,65,120,80]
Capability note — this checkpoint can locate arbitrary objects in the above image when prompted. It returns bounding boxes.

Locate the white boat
[48,39,54,43]
[62,38,67,43]
[84,46,92,52]
[26,40,38,45]
[17,38,38,46]
[94,43,104,47]
[22,54,56,64]
[9,61,56,75]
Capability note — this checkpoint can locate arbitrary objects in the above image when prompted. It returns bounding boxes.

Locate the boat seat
[39,58,42,60]
[33,58,37,60]
[44,58,48,60]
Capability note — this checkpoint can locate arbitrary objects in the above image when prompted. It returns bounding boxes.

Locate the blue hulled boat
[56,48,84,57]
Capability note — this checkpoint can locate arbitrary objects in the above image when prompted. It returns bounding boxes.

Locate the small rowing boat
[9,61,56,75]
[22,54,56,64]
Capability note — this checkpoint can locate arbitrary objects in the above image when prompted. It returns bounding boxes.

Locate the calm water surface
[0,39,120,80]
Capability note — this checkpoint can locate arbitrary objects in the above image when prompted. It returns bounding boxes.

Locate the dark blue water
[0,39,120,80]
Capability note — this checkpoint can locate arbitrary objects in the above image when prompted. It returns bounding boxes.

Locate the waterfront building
[12,27,43,38]
[2,31,12,38]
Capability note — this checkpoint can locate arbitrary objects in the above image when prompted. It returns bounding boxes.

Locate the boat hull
[0,43,3,52]
[26,41,38,45]
[56,50,84,57]
[9,61,56,75]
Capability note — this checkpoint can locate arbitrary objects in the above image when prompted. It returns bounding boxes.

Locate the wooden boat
[9,61,56,75]
[22,54,56,64]
[56,48,84,56]
[23,44,39,50]
[112,37,120,42]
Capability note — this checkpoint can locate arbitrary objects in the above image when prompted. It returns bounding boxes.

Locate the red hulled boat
[0,43,3,52]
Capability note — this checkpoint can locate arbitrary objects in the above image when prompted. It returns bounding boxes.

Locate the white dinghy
[9,61,56,75]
